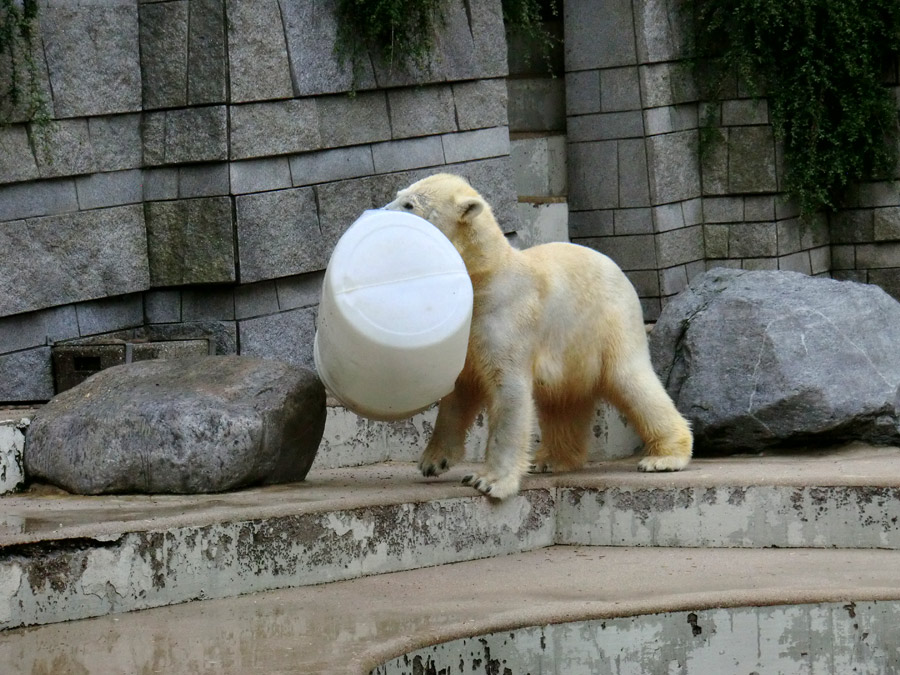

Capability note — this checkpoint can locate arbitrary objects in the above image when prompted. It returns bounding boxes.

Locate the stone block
[704,224,729,258]
[729,223,778,258]
[831,245,855,270]
[874,207,900,241]
[857,181,900,208]
[507,78,566,133]
[614,208,652,235]
[800,214,830,250]
[318,92,391,148]
[514,202,569,247]
[856,242,900,270]
[315,176,393,251]
[565,0,636,70]
[289,146,375,187]
[139,0,189,109]
[144,289,182,324]
[75,294,144,337]
[624,269,659,297]
[646,131,701,204]
[617,138,650,207]
[230,99,320,160]
[660,265,688,296]
[467,0,508,79]
[236,187,324,283]
[41,1,141,117]
[728,126,777,193]
[230,158,293,194]
[0,126,38,184]
[239,306,318,371]
[136,320,237,355]
[721,99,768,126]
[867,269,900,301]
[25,356,325,493]
[703,196,743,223]
[143,106,228,165]
[226,0,293,102]
[442,127,510,164]
[89,114,143,173]
[235,282,280,320]
[641,297,661,321]
[656,225,704,267]
[0,179,78,221]
[700,128,729,195]
[35,119,96,179]
[0,347,53,401]
[567,141,618,210]
[744,195,776,222]
[0,305,78,355]
[652,203,684,233]
[635,0,686,63]
[509,135,567,197]
[582,234,657,270]
[276,272,324,311]
[830,210,873,244]
[777,251,812,274]
[182,287,236,321]
[683,198,703,226]
[452,79,508,130]
[178,163,230,198]
[639,62,698,109]
[832,269,867,283]
[0,205,149,318]
[0,28,52,124]
[449,157,519,232]
[742,257,778,271]
[372,137,444,174]
[601,66,641,112]
[388,85,457,139]
[567,110,644,142]
[565,70,601,116]
[568,210,614,238]
[279,0,374,95]
[643,104,698,135]
[75,170,144,210]
[776,219,802,256]
[810,245,831,275]
[145,197,236,286]
[187,0,227,105]
[143,168,179,201]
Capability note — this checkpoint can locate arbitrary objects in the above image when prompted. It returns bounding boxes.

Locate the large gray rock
[25,356,325,494]
[651,268,900,452]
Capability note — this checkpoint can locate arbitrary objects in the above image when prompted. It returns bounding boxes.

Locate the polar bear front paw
[419,455,452,478]
[637,455,690,472]
[461,472,521,499]
[528,461,554,474]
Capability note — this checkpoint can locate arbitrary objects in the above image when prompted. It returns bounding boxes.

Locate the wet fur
[385,174,692,499]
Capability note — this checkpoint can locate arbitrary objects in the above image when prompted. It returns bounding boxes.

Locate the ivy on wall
[0,0,49,125]
[688,0,900,216]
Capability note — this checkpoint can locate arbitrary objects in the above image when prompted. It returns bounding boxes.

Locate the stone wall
[0,0,514,402]
[564,0,900,320]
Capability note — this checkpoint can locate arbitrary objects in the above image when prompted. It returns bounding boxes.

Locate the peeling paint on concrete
[373,602,900,675]
[0,491,556,631]
[0,418,28,495]
[557,485,900,548]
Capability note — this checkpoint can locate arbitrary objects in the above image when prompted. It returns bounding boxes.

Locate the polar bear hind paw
[419,456,452,477]
[462,472,521,499]
[637,455,690,472]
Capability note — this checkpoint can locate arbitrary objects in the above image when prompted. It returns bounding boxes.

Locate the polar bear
[384,173,692,499]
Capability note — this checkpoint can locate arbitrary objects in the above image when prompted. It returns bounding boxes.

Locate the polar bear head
[383,173,494,243]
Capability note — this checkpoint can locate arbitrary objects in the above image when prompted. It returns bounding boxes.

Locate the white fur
[385,174,692,499]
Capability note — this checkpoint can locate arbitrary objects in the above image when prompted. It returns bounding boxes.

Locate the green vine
[502,0,560,73]
[688,0,900,216]
[0,0,49,126]
[334,0,445,85]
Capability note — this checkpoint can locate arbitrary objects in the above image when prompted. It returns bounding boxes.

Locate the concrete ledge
[3,546,900,674]
[2,444,900,632]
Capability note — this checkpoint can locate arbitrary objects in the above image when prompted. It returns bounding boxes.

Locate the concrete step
[3,545,899,674]
[2,444,900,633]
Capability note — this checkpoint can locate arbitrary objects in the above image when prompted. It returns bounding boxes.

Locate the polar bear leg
[531,399,594,473]
[419,380,483,477]
[606,358,693,472]
[462,372,535,499]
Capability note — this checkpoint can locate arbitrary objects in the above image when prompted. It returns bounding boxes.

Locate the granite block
[0,306,79,355]
[452,79,509,130]
[139,0,188,109]
[442,127,510,164]
[226,0,293,102]
[230,158,293,194]
[144,289,182,324]
[230,99,320,160]
[372,137,445,174]
[75,170,144,210]
[88,114,143,173]
[318,92,391,148]
[0,126,39,184]
[187,0,228,105]
[178,163,230,198]
[0,347,54,401]
[0,179,78,221]
[75,293,144,336]
[388,85,456,139]
[238,306,317,371]
[289,146,375,187]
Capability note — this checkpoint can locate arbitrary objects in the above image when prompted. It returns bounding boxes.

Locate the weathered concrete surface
[379,601,900,675]
[25,357,325,494]
[0,412,31,495]
[3,546,900,674]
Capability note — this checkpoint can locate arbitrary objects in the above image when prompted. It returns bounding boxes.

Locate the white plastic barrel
[314,210,473,421]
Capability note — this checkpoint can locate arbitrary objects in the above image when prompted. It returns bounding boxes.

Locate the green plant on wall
[688,0,900,216]
[0,0,49,126]
[334,0,558,85]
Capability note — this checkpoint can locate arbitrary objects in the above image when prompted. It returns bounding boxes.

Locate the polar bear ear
[457,196,485,223]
